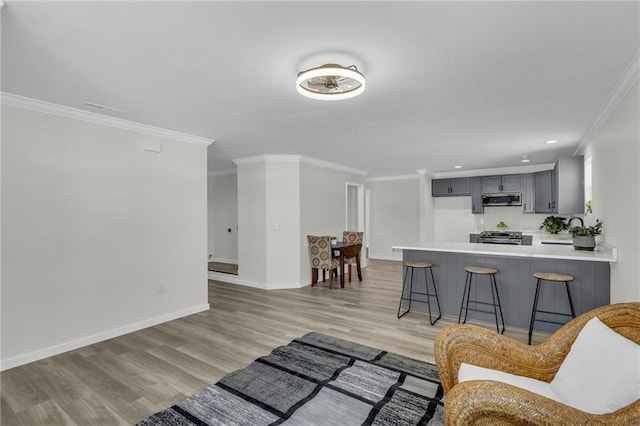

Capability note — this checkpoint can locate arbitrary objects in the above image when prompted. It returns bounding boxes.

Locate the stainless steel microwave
[482,193,522,207]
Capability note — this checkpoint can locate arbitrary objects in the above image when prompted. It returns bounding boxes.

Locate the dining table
[331,241,363,287]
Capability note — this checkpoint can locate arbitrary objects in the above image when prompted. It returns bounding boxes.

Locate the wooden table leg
[340,253,345,288]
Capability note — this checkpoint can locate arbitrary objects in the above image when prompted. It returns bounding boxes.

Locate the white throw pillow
[550,316,640,414]
[459,362,560,402]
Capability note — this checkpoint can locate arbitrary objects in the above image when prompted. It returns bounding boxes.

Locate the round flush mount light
[545,139,558,144]
[296,64,365,101]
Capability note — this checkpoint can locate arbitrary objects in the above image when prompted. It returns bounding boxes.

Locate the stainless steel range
[479,231,523,245]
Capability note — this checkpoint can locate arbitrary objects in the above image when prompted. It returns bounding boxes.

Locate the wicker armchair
[435,302,640,425]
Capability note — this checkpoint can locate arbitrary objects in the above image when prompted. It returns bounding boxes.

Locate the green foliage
[568,219,603,237]
[496,221,507,229]
[540,216,567,234]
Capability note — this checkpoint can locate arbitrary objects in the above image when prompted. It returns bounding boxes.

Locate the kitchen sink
[541,240,573,245]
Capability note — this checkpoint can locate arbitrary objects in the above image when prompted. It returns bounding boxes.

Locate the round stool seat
[533,272,574,282]
[465,266,497,275]
[406,261,433,269]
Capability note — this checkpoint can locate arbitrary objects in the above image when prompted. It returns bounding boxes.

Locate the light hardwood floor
[1,259,546,425]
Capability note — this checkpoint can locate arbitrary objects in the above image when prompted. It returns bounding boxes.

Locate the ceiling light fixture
[454,165,462,169]
[545,139,558,144]
[520,155,531,163]
[296,64,365,101]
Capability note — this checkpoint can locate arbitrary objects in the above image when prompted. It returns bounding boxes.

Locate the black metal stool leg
[565,281,576,318]
[458,272,470,324]
[528,278,542,345]
[491,274,505,334]
[424,267,433,323]
[462,272,473,324]
[489,274,499,333]
[428,267,442,326]
[397,266,415,318]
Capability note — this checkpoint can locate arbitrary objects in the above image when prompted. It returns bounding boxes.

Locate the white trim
[434,163,556,179]
[416,168,436,177]
[575,48,640,155]
[1,92,214,147]
[208,170,237,177]
[209,257,238,265]
[367,174,420,182]
[232,154,368,176]
[300,156,368,176]
[234,154,302,165]
[208,271,310,289]
[0,303,210,371]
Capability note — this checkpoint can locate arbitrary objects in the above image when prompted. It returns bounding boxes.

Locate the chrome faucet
[567,217,584,228]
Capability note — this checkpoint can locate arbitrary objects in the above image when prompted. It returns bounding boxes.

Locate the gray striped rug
[138,332,445,425]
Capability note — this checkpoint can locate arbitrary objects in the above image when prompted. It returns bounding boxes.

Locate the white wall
[434,197,555,242]
[582,80,640,302]
[1,105,209,368]
[236,160,267,284]
[300,161,367,283]
[368,177,420,260]
[207,172,238,263]
[265,160,301,286]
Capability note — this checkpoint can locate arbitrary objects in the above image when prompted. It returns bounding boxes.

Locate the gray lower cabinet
[401,249,610,332]
[471,177,483,214]
[432,177,471,197]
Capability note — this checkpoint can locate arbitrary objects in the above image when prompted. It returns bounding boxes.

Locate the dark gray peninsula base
[393,242,616,333]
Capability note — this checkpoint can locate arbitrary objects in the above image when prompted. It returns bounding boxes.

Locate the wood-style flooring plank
[1,259,546,425]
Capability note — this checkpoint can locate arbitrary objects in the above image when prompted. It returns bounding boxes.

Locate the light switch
[143,142,162,153]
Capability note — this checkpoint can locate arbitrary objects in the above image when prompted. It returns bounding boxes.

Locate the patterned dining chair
[342,231,364,282]
[307,235,339,289]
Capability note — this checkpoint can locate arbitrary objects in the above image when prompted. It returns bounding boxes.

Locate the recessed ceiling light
[545,139,558,144]
[454,165,462,169]
[520,155,530,163]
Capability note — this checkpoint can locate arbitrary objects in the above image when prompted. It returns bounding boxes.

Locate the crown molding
[1,92,214,147]
[233,154,367,176]
[300,156,368,176]
[233,154,303,165]
[434,163,555,179]
[574,48,640,155]
[367,174,420,182]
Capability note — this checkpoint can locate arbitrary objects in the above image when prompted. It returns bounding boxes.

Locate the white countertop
[392,240,617,263]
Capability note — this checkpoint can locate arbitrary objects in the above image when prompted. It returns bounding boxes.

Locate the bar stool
[397,261,441,325]
[458,266,505,334]
[528,272,576,345]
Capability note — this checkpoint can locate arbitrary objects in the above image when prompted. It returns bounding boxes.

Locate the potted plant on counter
[540,216,567,234]
[568,219,603,251]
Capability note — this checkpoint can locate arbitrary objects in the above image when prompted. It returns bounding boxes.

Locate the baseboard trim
[207,272,311,289]
[0,303,210,371]
[209,257,238,265]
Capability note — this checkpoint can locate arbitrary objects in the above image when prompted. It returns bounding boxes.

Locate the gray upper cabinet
[482,174,521,193]
[534,170,554,213]
[432,177,471,197]
[533,157,584,214]
[471,177,484,214]
[521,173,535,213]
[555,156,585,214]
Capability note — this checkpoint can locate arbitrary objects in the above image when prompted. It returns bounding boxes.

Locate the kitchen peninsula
[392,241,616,332]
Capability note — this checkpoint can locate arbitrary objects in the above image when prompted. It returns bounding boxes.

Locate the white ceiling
[2,1,639,178]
